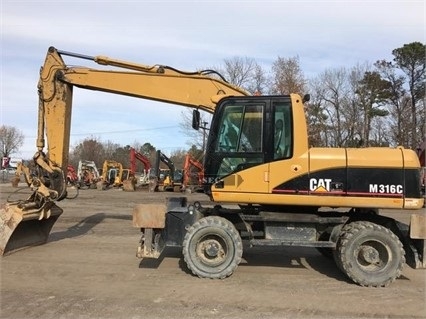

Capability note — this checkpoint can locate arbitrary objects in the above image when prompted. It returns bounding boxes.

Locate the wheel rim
[195,234,229,267]
[354,239,390,272]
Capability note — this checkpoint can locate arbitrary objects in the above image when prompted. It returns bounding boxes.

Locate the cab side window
[239,104,262,152]
[273,102,292,159]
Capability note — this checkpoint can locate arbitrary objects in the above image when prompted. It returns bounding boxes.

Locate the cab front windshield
[215,103,263,177]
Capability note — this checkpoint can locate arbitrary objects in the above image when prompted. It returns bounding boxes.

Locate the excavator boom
[43,47,248,114]
[0,46,247,255]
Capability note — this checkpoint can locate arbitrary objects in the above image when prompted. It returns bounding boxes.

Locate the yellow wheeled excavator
[1,46,425,287]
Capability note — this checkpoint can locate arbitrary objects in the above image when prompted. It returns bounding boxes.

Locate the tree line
[68,138,203,174]
[1,41,424,172]
[214,41,425,149]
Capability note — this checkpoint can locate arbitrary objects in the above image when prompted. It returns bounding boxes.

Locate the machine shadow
[239,245,352,283]
[240,245,411,284]
[48,212,131,242]
[138,246,189,271]
[139,243,352,283]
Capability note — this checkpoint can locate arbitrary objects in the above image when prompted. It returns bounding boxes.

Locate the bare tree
[345,63,370,146]
[169,148,187,170]
[102,140,121,163]
[111,145,132,168]
[223,56,256,88]
[218,56,267,94]
[69,136,105,168]
[246,63,268,95]
[270,56,306,95]
[180,56,267,149]
[306,78,329,146]
[314,67,351,147]
[179,110,211,152]
[0,125,24,158]
[369,116,391,146]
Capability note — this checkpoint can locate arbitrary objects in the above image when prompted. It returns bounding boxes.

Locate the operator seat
[274,119,284,158]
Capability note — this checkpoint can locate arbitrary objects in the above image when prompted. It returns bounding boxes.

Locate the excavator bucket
[0,203,63,256]
[122,178,136,192]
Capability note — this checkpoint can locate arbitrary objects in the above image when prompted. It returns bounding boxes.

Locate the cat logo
[310,178,332,192]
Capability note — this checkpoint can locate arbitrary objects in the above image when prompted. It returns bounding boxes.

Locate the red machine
[66,164,78,186]
[130,148,152,186]
[182,154,204,192]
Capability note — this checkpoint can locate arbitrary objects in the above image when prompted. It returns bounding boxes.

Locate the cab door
[268,99,309,194]
[206,98,269,195]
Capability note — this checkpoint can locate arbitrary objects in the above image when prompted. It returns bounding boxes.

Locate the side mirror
[192,109,200,130]
[302,94,311,103]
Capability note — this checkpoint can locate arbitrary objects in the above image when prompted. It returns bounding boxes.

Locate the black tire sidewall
[338,221,404,287]
[183,216,242,279]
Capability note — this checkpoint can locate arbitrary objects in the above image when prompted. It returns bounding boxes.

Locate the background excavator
[77,160,100,189]
[151,150,182,192]
[66,164,78,187]
[130,147,151,186]
[97,160,131,190]
[121,147,152,191]
[1,46,425,287]
[181,154,204,193]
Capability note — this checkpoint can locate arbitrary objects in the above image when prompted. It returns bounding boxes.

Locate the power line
[71,125,180,136]
[23,125,180,139]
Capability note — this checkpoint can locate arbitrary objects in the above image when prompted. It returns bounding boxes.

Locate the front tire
[336,221,405,287]
[183,216,243,279]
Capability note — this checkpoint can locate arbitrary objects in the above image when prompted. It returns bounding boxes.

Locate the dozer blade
[0,203,63,256]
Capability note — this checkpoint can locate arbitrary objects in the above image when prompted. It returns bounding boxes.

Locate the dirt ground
[1,182,425,319]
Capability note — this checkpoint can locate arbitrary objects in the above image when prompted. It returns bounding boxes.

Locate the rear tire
[183,216,242,279]
[336,221,405,287]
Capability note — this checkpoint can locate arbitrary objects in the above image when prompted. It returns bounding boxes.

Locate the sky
[1,0,424,159]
